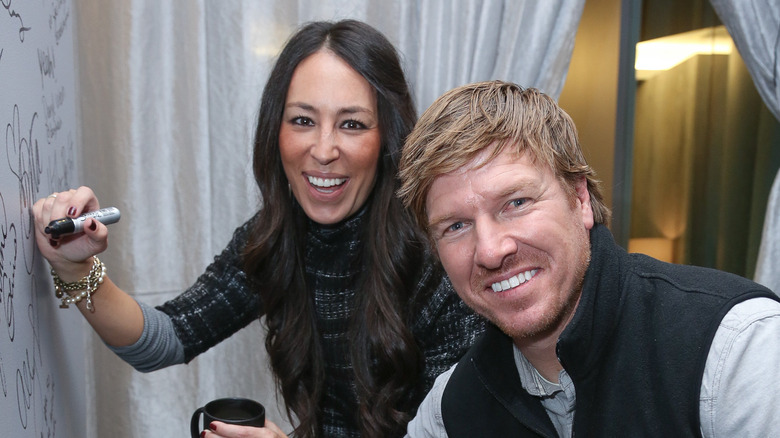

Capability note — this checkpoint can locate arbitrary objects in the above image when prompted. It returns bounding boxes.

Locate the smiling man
[398,81,780,437]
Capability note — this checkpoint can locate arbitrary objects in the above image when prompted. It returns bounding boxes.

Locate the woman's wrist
[49,256,95,283]
[52,255,106,312]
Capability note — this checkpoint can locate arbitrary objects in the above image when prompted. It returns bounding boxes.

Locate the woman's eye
[341,119,366,130]
[291,116,314,126]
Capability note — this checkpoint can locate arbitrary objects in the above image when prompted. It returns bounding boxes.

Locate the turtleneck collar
[305,199,370,245]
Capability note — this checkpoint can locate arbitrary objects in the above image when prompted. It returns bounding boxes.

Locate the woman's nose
[310,128,339,164]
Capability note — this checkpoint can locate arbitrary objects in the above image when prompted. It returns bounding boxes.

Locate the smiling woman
[31,19,484,438]
[279,50,381,225]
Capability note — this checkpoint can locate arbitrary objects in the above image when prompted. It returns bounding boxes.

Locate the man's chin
[489,306,567,342]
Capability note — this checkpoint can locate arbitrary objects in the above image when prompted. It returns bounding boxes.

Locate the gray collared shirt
[406,297,780,437]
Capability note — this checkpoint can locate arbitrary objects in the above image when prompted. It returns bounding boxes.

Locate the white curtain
[710,0,780,293]
[72,1,584,436]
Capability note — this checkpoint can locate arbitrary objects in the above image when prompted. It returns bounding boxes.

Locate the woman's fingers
[32,187,109,269]
[202,420,288,438]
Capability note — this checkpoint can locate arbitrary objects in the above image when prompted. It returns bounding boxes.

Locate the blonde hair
[398,80,610,232]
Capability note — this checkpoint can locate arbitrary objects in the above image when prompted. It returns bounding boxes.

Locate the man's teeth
[491,269,538,292]
[308,176,346,188]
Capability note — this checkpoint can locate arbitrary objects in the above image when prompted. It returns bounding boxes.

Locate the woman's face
[279,50,381,225]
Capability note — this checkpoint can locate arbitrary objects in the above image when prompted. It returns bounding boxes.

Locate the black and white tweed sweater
[157,210,484,437]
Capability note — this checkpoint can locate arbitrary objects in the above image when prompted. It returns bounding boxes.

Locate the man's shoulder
[440,325,557,436]
[443,324,518,399]
[627,253,777,302]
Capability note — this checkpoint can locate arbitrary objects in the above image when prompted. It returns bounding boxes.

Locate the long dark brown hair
[242,20,423,437]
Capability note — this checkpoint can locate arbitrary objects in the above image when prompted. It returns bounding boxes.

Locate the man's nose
[473,218,517,270]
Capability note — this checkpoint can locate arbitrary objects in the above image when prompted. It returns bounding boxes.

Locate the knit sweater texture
[157,209,484,437]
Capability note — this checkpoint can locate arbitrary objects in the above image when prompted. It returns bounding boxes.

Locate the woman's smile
[279,49,381,225]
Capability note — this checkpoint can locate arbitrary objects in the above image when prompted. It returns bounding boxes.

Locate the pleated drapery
[72,1,585,436]
[710,0,780,293]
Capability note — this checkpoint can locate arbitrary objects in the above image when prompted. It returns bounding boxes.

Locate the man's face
[426,146,594,343]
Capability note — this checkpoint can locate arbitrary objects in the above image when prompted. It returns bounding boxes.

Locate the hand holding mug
[204,418,289,438]
[191,398,265,438]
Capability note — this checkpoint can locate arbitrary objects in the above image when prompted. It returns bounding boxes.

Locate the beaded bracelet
[52,256,106,312]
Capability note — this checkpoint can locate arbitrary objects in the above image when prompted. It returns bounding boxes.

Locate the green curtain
[631,49,780,278]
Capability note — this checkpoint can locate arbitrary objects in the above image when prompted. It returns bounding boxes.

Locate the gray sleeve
[106,301,185,372]
[700,297,780,437]
[405,364,455,438]
[156,218,262,362]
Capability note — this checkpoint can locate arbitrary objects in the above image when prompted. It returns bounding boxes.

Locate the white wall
[0,1,85,436]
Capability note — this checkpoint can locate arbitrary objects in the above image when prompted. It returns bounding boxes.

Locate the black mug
[190,397,265,437]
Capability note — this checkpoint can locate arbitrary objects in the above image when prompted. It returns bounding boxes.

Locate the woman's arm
[33,187,144,347]
[35,186,264,367]
[411,262,486,400]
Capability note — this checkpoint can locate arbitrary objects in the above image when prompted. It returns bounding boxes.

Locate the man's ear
[575,176,594,230]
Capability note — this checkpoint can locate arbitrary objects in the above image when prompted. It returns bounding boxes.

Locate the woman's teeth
[308,176,346,188]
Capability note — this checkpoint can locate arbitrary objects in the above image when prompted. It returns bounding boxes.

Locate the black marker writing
[5,105,42,246]
[42,87,64,143]
[0,167,18,347]
[0,351,7,397]
[1,0,75,435]
[49,0,70,45]
[38,47,56,89]
[1,0,31,43]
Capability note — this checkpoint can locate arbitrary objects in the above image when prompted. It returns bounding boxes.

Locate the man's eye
[510,198,528,208]
[447,222,464,233]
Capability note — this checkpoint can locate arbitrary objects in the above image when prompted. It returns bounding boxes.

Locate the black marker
[44,207,121,237]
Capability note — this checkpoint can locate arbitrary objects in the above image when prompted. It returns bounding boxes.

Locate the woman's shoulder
[408,256,486,370]
[409,255,483,330]
[223,211,261,251]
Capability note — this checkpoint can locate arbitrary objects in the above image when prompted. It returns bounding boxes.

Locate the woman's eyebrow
[284,102,316,112]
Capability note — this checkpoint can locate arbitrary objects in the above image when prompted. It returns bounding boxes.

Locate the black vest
[442,225,778,437]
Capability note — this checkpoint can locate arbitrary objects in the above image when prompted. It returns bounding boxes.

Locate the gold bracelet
[52,256,106,312]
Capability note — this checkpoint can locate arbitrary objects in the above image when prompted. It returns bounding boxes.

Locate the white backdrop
[71,1,585,436]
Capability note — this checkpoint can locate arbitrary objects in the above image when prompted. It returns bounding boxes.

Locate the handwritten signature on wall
[2,0,31,43]
[1,0,76,436]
